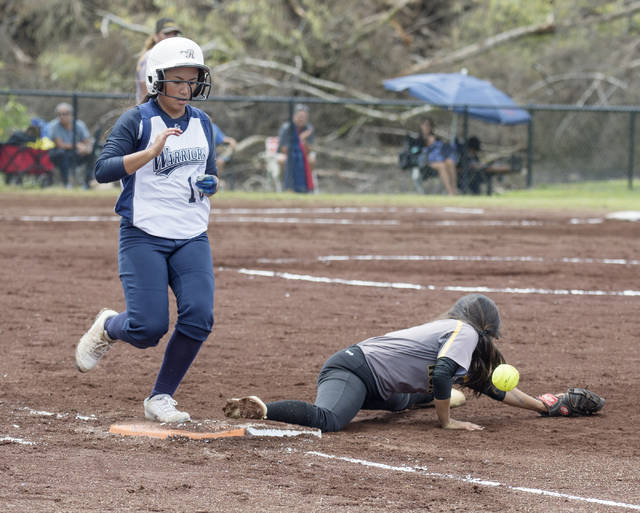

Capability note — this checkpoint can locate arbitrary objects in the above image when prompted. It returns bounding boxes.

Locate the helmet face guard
[146,37,212,101]
[153,67,212,101]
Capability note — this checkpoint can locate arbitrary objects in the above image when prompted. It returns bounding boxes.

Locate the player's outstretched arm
[502,387,606,417]
[502,388,547,413]
[432,357,483,430]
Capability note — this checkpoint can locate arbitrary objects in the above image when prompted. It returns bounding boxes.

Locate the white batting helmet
[145,37,212,101]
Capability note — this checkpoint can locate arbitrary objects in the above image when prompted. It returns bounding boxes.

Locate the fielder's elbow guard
[486,383,507,401]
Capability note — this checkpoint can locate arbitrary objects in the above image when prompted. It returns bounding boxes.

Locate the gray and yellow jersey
[357,319,478,400]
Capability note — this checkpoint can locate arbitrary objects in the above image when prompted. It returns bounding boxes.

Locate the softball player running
[76,37,219,423]
[225,294,604,431]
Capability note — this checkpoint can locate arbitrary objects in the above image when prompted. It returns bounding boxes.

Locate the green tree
[0,97,30,141]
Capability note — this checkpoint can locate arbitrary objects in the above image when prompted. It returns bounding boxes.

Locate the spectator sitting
[457,135,485,195]
[48,102,93,189]
[278,103,316,193]
[135,18,182,104]
[417,117,457,195]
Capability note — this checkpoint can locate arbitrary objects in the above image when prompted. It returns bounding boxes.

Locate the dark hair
[26,125,41,139]
[467,136,481,152]
[447,294,505,392]
[422,117,435,130]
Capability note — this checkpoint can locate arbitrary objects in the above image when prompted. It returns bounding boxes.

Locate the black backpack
[398,133,423,170]
[7,131,36,145]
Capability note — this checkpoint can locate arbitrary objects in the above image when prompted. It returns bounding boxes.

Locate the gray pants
[266,345,433,432]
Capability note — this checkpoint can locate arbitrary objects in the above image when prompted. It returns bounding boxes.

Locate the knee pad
[176,304,213,342]
[450,388,466,408]
[314,408,347,433]
[126,318,168,348]
[175,320,212,343]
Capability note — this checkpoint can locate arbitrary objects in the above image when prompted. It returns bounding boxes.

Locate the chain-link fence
[1,89,637,193]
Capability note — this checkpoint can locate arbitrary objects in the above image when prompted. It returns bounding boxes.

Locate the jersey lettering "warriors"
[153,146,208,176]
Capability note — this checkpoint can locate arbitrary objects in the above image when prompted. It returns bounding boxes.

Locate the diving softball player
[224,294,605,432]
[75,37,219,423]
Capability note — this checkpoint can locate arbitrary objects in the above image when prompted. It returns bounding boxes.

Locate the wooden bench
[460,154,523,195]
[482,154,523,195]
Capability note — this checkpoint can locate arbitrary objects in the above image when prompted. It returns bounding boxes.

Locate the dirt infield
[1,192,639,513]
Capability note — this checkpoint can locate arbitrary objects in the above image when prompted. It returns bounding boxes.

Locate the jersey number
[426,364,435,395]
[187,176,204,203]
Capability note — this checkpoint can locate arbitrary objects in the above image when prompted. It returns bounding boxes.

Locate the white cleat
[144,394,191,423]
[223,396,268,420]
[75,308,117,373]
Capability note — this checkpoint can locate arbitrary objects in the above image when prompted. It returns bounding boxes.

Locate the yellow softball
[491,364,520,392]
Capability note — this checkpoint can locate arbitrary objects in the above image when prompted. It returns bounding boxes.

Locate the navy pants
[266,345,433,432]
[49,148,92,187]
[107,223,214,347]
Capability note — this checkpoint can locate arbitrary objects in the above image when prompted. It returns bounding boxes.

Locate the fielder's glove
[195,174,219,196]
[538,387,605,417]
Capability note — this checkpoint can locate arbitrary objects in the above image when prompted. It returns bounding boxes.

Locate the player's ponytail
[466,336,505,392]
[447,294,505,391]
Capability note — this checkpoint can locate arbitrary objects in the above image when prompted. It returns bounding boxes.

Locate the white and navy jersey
[357,319,478,400]
[95,99,217,239]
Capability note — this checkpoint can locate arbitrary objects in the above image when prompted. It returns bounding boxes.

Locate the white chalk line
[1,405,100,445]
[0,215,119,222]
[0,210,619,227]
[0,436,36,445]
[307,451,640,511]
[17,405,98,421]
[433,219,544,226]
[0,207,464,222]
[215,216,400,225]
[215,207,404,214]
[238,268,640,297]
[0,214,397,226]
[216,207,478,215]
[239,268,424,290]
[0,215,548,227]
[256,254,640,267]
[1,206,637,225]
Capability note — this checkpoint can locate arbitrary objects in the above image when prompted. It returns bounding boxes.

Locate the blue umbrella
[383,73,530,125]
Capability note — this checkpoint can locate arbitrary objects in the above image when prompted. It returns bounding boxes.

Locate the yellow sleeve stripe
[439,320,463,358]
